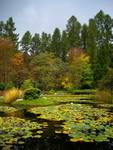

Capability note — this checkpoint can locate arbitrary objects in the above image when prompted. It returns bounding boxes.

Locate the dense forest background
[0,10,113,91]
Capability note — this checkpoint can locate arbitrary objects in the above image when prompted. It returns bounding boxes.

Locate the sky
[0,0,113,39]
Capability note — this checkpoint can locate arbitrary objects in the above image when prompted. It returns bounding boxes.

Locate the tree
[0,17,19,48]
[67,48,93,89]
[87,11,113,82]
[51,28,61,57]
[81,55,94,89]
[87,19,97,60]
[66,16,81,49]
[95,10,113,67]
[40,32,51,52]
[87,19,98,83]
[20,31,32,54]
[30,33,41,55]
[5,17,19,48]
[61,30,68,61]
[81,24,88,49]
[30,52,63,90]
[11,52,28,87]
[0,38,16,83]
[0,21,5,37]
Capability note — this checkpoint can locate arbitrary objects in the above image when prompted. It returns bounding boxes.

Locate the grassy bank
[11,93,94,109]
[0,89,96,109]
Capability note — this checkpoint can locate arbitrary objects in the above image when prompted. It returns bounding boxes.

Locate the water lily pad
[29,103,113,142]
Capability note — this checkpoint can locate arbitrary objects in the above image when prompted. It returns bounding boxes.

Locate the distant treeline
[0,10,113,91]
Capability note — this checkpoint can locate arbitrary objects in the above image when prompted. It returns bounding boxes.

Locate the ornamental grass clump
[4,88,23,104]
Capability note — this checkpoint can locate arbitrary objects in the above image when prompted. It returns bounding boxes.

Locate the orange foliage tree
[0,38,16,83]
[11,52,28,87]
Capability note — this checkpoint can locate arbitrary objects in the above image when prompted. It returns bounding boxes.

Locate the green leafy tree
[67,49,93,89]
[81,59,93,89]
[30,52,63,90]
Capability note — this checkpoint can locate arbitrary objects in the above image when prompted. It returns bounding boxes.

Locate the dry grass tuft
[4,88,23,104]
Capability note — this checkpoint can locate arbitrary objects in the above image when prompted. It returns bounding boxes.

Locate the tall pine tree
[66,16,81,49]
[40,32,51,52]
[51,28,61,57]
[31,33,41,55]
[20,31,32,54]
[5,17,19,48]
[81,24,88,49]
[61,30,68,61]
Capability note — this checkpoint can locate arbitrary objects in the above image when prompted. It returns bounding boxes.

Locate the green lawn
[11,93,95,109]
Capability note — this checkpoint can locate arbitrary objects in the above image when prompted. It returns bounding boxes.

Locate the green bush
[21,79,34,90]
[23,88,41,100]
[0,82,5,91]
[5,82,15,89]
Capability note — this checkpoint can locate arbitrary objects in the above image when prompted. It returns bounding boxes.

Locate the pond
[0,95,113,150]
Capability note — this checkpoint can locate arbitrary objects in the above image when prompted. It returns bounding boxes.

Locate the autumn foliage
[11,52,28,87]
[0,38,15,83]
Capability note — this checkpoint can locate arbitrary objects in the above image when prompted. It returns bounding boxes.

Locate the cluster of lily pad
[0,116,42,148]
[0,95,113,148]
[0,106,17,114]
[29,103,113,142]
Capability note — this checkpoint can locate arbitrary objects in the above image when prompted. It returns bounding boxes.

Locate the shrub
[23,88,41,100]
[0,82,5,91]
[95,90,112,103]
[21,79,34,90]
[5,82,15,89]
[4,88,23,104]
[48,89,56,94]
